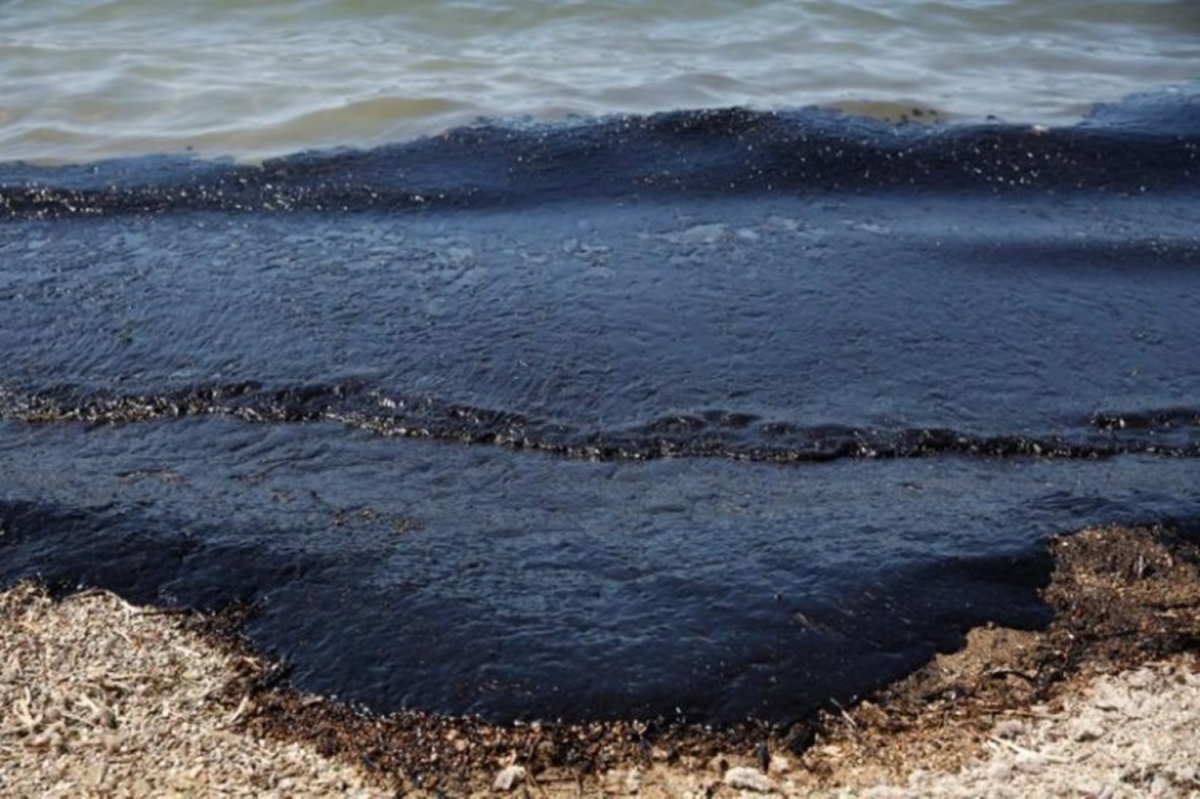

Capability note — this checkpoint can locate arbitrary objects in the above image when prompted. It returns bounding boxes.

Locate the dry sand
[2,525,1199,798]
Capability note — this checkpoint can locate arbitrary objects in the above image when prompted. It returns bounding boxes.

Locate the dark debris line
[2,382,1199,465]
[1,106,1197,220]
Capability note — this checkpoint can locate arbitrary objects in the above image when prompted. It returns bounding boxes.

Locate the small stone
[1151,775,1173,795]
[1069,711,1107,742]
[769,754,791,774]
[857,700,889,729]
[1013,753,1046,774]
[993,719,1024,740]
[1091,681,1129,712]
[493,764,526,792]
[724,766,776,793]
[1171,764,1197,783]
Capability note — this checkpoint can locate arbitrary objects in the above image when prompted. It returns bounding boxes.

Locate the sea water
[1,0,1198,163]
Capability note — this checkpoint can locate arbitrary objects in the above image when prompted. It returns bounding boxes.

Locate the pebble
[1069,712,1106,742]
[492,764,526,792]
[1091,680,1131,712]
[992,719,1024,740]
[724,766,776,793]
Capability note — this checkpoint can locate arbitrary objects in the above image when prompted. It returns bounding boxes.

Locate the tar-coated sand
[2,525,1199,798]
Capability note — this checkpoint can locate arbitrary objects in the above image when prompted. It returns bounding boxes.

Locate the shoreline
[2,525,1199,797]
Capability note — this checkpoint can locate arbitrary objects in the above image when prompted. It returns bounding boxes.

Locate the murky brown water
[2,0,1198,162]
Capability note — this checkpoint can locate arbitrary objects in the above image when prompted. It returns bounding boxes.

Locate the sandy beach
[3,6,1199,798]
[3,524,1199,798]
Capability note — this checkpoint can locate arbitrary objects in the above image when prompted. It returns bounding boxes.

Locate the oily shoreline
[3,524,1199,797]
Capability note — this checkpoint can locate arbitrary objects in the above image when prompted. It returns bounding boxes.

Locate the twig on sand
[984,668,1038,684]
[986,735,1071,764]
[829,698,859,731]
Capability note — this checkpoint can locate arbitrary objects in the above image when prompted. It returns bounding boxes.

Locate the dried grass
[0,582,386,798]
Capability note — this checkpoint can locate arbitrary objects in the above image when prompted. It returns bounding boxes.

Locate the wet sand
[2,524,1199,798]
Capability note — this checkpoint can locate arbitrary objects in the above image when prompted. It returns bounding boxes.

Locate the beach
[4,524,1198,797]
[3,3,1199,791]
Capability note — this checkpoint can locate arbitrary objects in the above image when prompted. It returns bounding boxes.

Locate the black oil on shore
[2,89,1199,725]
